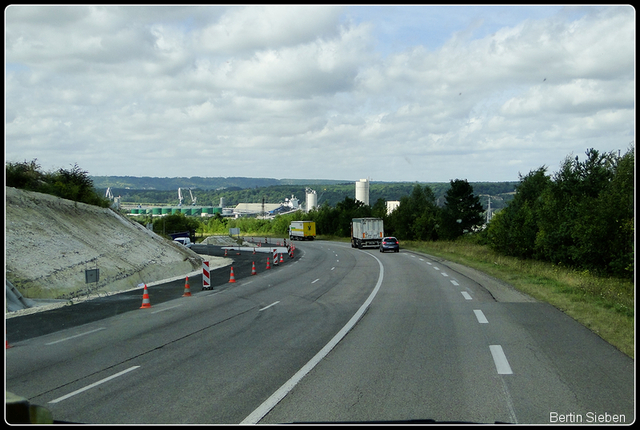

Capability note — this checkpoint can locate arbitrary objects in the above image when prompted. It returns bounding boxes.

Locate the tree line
[8,146,633,280]
[197,147,634,279]
[6,159,110,208]
[189,178,486,243]
[485,147,634,279]
[101,181,517,211]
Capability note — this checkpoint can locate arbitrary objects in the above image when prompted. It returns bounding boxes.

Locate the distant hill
[91,176,351,191]
[92,176,518,211]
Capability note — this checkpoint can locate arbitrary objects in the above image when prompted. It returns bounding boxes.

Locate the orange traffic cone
[229,266,236,283]
[279,253,284,263]
[182,276,192,297]
[140,284,151,308]
[251,262,257,275]
[266,257,271,270]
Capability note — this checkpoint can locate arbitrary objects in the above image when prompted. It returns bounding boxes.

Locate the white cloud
[4,5,635,182]
[197,6,343,54]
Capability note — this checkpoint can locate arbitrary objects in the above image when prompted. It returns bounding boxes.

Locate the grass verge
[403,239,634,358]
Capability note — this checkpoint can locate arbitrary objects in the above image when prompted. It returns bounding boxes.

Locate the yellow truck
[288,221,316,241]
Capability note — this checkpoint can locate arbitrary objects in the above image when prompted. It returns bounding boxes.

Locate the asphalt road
[260,249,634,424]
[6,241,285,343]
[5,240,634,424]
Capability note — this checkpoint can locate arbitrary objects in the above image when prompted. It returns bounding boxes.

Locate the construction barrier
[203,261,211,290]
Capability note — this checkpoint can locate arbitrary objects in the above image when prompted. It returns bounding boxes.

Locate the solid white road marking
[259,301,280,311]
[461,291,472,300]
[48,366,140,403]
[473,309,488,324]
[242,252,385,424]
[45,328,106,346]
[151,304,183,314]
[490,345,513,374]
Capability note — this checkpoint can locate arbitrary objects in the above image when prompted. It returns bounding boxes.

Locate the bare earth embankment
[5,187,225,314]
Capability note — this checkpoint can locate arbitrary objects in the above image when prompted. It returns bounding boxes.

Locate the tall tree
[334,197,371,237]
[439,179,484,240]
[487,167,551,258]
[387,184,440,241]
[535,149,617,268]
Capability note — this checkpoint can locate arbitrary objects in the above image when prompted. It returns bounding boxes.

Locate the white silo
[386,200,400,214]
[305,188,317,213]
[355,179,370,206]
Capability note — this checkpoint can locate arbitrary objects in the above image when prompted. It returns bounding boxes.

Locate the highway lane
[258,248,634,424]
[6,242,634,424]
[5,240,380,424]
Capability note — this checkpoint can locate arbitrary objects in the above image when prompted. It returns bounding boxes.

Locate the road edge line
[240,252,384,424]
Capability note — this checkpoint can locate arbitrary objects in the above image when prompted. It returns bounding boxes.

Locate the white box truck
[351,218,384,249]
[289,221,316,240]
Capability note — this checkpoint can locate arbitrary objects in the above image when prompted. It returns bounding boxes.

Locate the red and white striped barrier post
[202,261,211,290]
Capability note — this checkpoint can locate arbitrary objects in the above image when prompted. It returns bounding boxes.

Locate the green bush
[6,159,110,208]
[486,148,634,279]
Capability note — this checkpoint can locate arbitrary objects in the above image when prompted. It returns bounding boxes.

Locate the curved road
[5,240,634,424]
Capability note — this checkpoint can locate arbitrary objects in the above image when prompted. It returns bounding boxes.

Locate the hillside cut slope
[5,187,203,303]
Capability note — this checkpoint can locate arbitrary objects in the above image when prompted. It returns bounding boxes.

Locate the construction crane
[105,187,120,210]
[178,188,197,206]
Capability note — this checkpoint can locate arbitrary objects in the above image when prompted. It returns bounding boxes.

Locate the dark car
[379,237,399,252]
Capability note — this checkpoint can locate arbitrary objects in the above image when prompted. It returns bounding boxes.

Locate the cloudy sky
[5,5,635,183]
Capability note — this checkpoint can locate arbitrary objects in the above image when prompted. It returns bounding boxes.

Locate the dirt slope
[5,187,204,304]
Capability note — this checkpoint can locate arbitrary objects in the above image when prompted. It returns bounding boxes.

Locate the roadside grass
[403,239,634,358]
